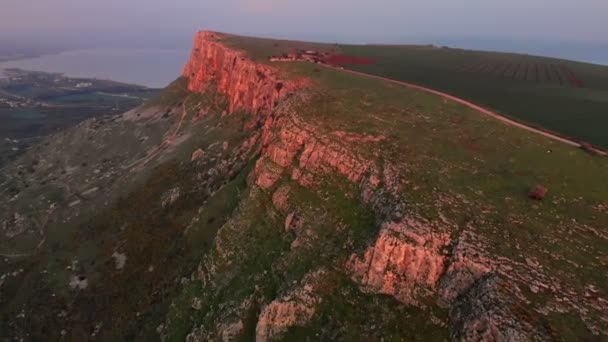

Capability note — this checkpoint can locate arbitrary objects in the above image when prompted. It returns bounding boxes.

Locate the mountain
[1,31,607,341]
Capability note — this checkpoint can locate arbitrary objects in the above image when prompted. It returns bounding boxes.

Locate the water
[0,48,190,88]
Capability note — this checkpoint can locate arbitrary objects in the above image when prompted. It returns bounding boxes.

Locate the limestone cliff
[183,31,306,115]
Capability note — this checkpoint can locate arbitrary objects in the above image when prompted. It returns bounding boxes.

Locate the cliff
[175,31,607,341]
[182,31,307,115]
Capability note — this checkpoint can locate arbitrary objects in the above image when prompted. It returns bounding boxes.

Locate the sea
[0,48,190,88]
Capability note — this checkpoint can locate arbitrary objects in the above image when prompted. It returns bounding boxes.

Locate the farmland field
[337,45,608,148]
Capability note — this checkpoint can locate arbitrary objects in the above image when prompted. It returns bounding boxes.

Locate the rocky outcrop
[255,270,324,342]
[348,220,450,305]
[252,106,379,192]
[450,275,550,341]
[255,293,317,342]
[219,320,244,341]
[1,212,26,238]
[161,187,181,208]
[438,231,496,306]
[182,32,380,193]
[183,31,307,115]
[190,148,205,162]
[271,185,291,212]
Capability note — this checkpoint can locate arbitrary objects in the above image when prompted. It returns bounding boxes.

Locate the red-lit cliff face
[182,31,307,115]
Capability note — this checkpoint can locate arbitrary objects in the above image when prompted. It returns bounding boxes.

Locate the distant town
[0,68,159,168]
[0,68,147,109]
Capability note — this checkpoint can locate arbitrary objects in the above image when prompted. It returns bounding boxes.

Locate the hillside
[1,31,607,341]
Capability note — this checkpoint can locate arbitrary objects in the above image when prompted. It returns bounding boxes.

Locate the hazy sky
[2,0,607,45]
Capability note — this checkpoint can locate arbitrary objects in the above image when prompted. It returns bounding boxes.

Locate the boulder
[528,186,547,200]
[191,148,205,162]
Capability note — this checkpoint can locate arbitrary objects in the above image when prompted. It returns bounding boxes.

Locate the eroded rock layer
[347,221,450,306]
[183,31,307,115]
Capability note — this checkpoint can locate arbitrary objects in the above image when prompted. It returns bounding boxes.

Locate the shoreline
[0,48,188,88]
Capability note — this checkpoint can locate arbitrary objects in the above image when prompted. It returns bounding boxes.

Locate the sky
[1,0,607,59]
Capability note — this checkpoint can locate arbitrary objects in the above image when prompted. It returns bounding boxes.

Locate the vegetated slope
[1,31,607,341]
[0,75,262,339]
[337,44,608,149]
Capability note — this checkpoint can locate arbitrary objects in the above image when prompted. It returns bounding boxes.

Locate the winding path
[322,65,607,156]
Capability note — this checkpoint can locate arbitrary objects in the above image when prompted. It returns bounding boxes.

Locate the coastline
[0,48,188,88]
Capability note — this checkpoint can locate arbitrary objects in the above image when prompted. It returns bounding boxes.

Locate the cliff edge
[183,31,306,115]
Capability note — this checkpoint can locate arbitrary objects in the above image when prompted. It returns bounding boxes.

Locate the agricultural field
[455,55,584,87]
[336,45,608,148]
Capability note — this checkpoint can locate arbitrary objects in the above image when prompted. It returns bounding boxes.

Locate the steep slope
[1,31,607,341]
[0,71,265,339]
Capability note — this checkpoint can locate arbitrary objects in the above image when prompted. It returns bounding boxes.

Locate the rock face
[253,109,379,192]
[255,271,324,342]
[450,275,550,341]
[348,220,450,305]
[438,231,495,306]
[255,294,317,342]
[191,148,205,161]
[183,31,307,115]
